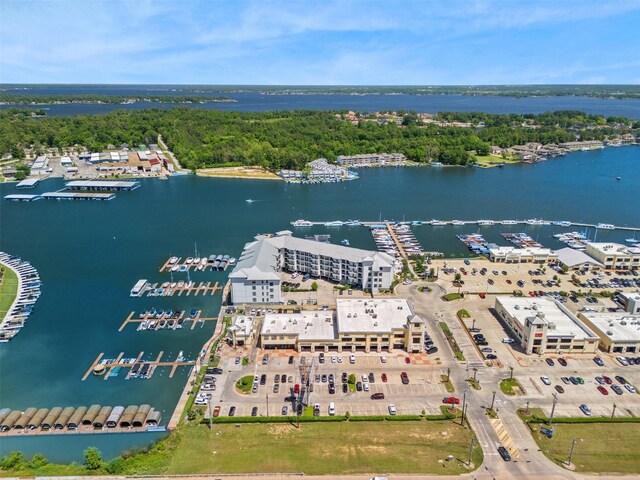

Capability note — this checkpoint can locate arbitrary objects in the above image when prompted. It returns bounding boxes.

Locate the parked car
[371,392,385,400]
[561,377,570,384]
[555,385,565,394]
[401,372,409,384]
[388,404,397,415]
[597,386,609,395]
[381,373,388,382]
[486,354,497,360]
[611,385,623,395]
[546,358,555,367]
[603,375,613,385]
[615,375,628,385]
[540,376,551,386]
[579,404,592,416]
[273,384,279,393]
[624,383,636,393]
[442,396,460,405]
[356,382,363,391]
[251,406,258,416]
[228,406,236,416]
[558,357,568,366]
[281,406,288,416]
[212,406,221,417]
[593,357,605,366]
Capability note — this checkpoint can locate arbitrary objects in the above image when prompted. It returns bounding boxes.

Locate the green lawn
[499,378,520,395]
[473,155,520,167]
[235,375,253,393]
[527,421,640,474]
[0,265,19,320]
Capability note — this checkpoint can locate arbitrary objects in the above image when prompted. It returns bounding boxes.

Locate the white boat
[170,265,179,272]
[292,219,313,227]
[501,220,517,225]
[246,199,255,203]
[553,221,571,227]
[625,237,637,243]
[411,221,423,226]
[525,218,544,225]
[341,239,350,246]
[168,256,178,264]
[451,220,465,226]
[477,220,494,226]
[185,257,194,264]
[596,223,615,230]
[430,220,447,226]
[345,220,361,226]
[194,257,200,264]
[325,221,343,227]
[130,279,148,297]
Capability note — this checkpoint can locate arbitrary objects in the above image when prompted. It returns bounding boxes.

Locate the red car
[479,293,486,299]
[442,396,461,405]
[381,373,388,383]
[212,405,221,417]
[603,375,613,385]
[294,383,300,394]
[597,386,609,395]
[401,372,409,384]
[528,291,536,297]
[405,357,411,364]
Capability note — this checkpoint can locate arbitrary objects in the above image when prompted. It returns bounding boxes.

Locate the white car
[625,383,636,393]
[388,404,397,415]
[291,272,299,279]
[380,356,388,363]
[337,356,343,363]
[331,355,337,363]
[540,376,551,386]
[363,382,370,392]
[617,356,629,366]
[350,354,356,364]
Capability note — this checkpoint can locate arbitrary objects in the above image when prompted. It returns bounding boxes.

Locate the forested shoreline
[0,108,636,170]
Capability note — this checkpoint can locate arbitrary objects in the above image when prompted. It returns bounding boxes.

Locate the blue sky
[2,0,640,85]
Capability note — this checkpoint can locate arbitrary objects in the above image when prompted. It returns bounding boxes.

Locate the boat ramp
[82,350,196,381]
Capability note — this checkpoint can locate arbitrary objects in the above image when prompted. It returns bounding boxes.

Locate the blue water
[2,85,639,118]
[0,133,638,463]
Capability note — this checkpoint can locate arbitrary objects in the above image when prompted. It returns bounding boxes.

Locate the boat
[341,239,350,246]
[596,223,615,230]
[161,282,169,288]
[170,265,179,272]
[168,256,178,264]
[525,218,544,225]
[501,220,517,225]
[477,220,494,226]
[553,221,571,227]
[246,199,255,203]
[185,257,194,264]
[430,220,447,226]
[228,257,236,265]
[626,237,638,243]
[130,279,148,297]
[411,221,423,226]
[292,219,313,227]
[194,257,200,264]
[324,221,343,227]
[345,220,361,226]
[451,220,464,226]
[617,177,622,181]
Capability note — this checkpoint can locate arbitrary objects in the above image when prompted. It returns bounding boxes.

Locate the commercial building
[229,315,255,346]
[259,298,424,353]
[489,246,557,264]
[578,311,640,353]
[494,296,600,355]
[30,155,49,175]
[618,292,640,314]
[555,247,604,271]
[229,231,396,304]
[584,242,640,271]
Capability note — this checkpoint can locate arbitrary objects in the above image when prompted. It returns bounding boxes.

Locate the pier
[65,180,140,191]
[41,191,115,201]
[142,281,220,297]
[292,218,640,232]
[159,255,234,272]
[118,310,217,332]
[82,350,196,381]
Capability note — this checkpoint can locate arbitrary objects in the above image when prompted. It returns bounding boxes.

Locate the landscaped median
[518,408,640,474]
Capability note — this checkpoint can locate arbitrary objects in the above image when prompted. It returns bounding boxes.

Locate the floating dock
[159,255,235,272]
[139,281,220,297]
[65,180,140,191]
[118,310,217,332]
[41,191,115,201]
[4,194,41,202]
[15,178,40,189]
[82,350,196,381]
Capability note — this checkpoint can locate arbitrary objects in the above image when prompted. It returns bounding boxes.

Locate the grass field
[0,265,18,319]
[527,419,640,473]
[162,421,482,475]
[474,155,520,167]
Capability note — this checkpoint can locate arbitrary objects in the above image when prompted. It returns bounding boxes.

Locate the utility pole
[509,366,514,381]
[460,389,467,426]
[266,393,269,417]
[525,400,530,415]
[473,367,478,382]
[611,403,616,419]
[467,436,475,466]
[208,400,212,430]
[446,367,450,382]
[471,318,476,330]
[567,438,582,467]
[490,390,497,411]
[548,393,558,425]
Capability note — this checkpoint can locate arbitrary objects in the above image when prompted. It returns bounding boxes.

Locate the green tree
[83,447,105,470]
[348,373,356,385]
[311,281,318,291]
[0,451,26,470]
[28,453,48,469]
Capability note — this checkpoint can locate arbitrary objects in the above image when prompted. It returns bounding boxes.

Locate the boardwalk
[82,350,196,381]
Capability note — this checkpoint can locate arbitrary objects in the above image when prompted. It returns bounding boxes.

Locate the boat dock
[82,350,196,381]
[118,310,217,332]
[141,281,220,297]
[15,178,40,189]
[292,219,640,232]
[65,180,140,191]
[4,194,42,202]
[159,254,235,272]
[41,191,115,201]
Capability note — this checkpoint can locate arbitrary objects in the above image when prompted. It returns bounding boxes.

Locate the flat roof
[4,194,40,200]
[231,315,254,337]
[261,311,336,341]
[555,247,603,267]
[65,180,138,188]
[16,178,40,187]
[581,312,640,343]
[586,242,640,256]
[497,296,598,340]
[336,298,421,333]
[489,246,554,256]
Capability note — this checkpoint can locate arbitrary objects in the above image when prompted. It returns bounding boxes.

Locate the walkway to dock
[82,350,196,381]
[118,311,218,332]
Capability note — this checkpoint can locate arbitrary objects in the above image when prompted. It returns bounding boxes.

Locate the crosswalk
[490,417,520,459]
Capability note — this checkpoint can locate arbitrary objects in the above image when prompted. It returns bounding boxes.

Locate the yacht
[525,218,544,225]
[345,220,361,226]
[130,279,148,297]
[553,221,571,227]
[430,220,447,226]
[324,221,343,227]
[194,257,200,264]
[451,220,465,226]
[292,219,313,227]
[168,256,178,264]
[477,220,494,226]
[411,220,423,226]
[596,223,615,230]
[501,220,517,225]
[626,237,638,244]
[185,257,194,264]
[170,265,179,272]
[341,239,350,246]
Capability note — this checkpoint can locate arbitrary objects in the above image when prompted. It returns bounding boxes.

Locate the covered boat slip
[0,404,162,435]
[64,180,140,191]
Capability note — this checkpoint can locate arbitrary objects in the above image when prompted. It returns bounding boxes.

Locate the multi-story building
[259,298,424,353]
[229,231,396,304]
[584,242,640,271]
[336,153,405,166]
[618,292,640,314]
[494,296,600,355]
[489,246,557,264]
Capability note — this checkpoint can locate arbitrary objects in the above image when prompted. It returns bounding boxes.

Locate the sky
[1,0,640,85]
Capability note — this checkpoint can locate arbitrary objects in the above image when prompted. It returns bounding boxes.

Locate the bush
[28,453,48,469]
[311,281,318,291]
[106,456,125,474]
[457,309,470,318]
[348,373,356,384]
[83,447,105,470]
[0,451,26,470]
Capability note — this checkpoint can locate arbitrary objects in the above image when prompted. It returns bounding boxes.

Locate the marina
[130,279,220,297]
[292,218,640,232]
[4,194,41,202]
[501,232,544,248]
[0,252,42,342]
[40,191,115,201]
[118,309,217,332]
[82,350,196,381]
[64,180,140,191]
[159,254,236,272]
[0,404,162,436]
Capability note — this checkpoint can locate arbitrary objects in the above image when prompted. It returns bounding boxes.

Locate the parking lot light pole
[467,436,475,466]
[611,403,616,419]
[567,438,582,467]
[548,393,558,425]
[446,367,450,382]
[509,366,514,381]
[266,393,269,417]
[490,391,497,411]
[460,389,467,426]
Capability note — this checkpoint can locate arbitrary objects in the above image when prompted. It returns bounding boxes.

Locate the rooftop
[586,242,640,256]
[580,312,640,343]
[555,247,604,267]
[336,298,422,333]
[230,315,254,338]
[621,292,640,301]
[489,246,554,256]
[497,296,598,340]
[261,311,336,341]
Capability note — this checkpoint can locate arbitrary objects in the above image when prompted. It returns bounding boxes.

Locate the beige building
[584,242,640,271]
[494,296,600,355]
[618,292,640,314]
[579,312,640,353]
[259,298,424,353]
[489,246,557,264]
[229,315,255,346]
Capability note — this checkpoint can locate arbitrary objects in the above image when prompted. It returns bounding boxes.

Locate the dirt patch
[266,423,298,436]
[197,166,280,180]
